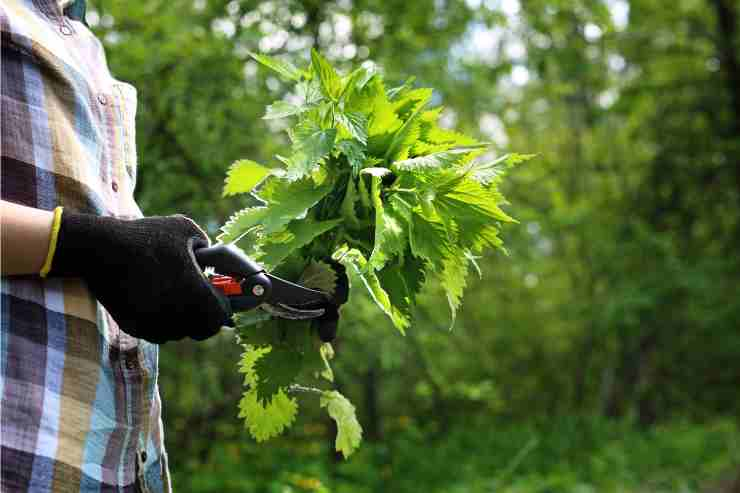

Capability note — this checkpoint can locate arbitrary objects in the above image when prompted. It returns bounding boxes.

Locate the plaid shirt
[1,1,171,491]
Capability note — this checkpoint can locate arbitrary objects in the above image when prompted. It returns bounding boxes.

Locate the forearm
[0,200,54,276]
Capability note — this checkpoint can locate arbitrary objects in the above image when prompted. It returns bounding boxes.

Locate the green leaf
[505,152,537,167]
[232,311,273,331]
[285,120,337,180]
[368,175,407,271]
[218,177,333,243]
[334,247,409,332]
[264,100,307,120]
[319,343,335,382]
[336,111,369,145]
[259,219,342,269]
[296,80,323,106]
[440,254,469,329]
[238,389,298,442]
[340,177,361,229]
[386,76,416,100]
[393,145,488,171]
[238,346,270,385]
[237,344,299,441]
[254,344,304,403]
[236,320,283,347]
[376,259,423,324]
[311,49,343,100]
[465,153,533,185]
[249,52,304,81]
[223,159,271,197]
[357,172,372,209]
[384,94,431,161]
[409,210,453,271]
[367,80,403,139]
[299,260,338,295]
[425,126,480,146]
[336,139,367,175]
[320,391,363,458]
[435,174,516,223]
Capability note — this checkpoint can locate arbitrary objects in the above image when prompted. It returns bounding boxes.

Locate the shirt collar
[33,0,86,23]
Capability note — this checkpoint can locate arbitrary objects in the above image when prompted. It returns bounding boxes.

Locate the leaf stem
[287,384,325,396]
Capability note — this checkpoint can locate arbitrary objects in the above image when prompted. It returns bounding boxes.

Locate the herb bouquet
[220,50,532,457]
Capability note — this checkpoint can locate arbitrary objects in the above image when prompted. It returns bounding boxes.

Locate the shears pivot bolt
[252,285,265,297]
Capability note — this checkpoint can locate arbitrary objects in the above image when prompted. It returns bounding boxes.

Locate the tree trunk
[363,363,383,441]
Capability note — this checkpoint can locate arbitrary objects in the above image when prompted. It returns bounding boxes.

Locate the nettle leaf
[237,346,299,442]
[320,391,363,458]
[254,344,304,403]
[334,247,410,333]
[340,176,362,228]
[284,120,337,180]
[296,80,323,106]
[368,175,407,271]
[336,111,369,145]
[336,139,367,175]
[238,389,298,442]
[367,81,403,140]
[259,219,342,269]
[235,317,286,347]
[219,177,333,243]
[264,100,307,120]
[385,99,429,162]
[435,173,516,224]
[339,67,372,103]
[393,145,488,171]
[409,210,454,272]
[223,160,271,197]
[299,260,338,295]
[249,52,304,82]
[426,126,480,146]
[440,254,470,329]
[311,49,343,100]
[376,260,421,323]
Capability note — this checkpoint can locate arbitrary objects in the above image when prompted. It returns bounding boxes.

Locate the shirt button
[140,450,148,463]
[60,24,73,36]
[97,93,108,105]
[111,181,119,192]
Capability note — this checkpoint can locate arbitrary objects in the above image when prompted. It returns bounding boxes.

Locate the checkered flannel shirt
[1,1,172,491]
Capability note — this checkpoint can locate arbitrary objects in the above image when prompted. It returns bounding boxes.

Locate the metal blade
[260,303,325,320]
[265,273,329,307]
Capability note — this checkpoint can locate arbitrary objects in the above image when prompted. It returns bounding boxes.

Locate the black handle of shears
[194,244,272,312]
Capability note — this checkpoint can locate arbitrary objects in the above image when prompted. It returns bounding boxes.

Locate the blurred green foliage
[91,0,740,490]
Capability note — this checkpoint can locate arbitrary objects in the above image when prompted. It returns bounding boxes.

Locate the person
[0,1,344,491]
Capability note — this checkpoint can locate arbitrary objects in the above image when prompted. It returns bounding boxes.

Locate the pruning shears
[195,244,330,320]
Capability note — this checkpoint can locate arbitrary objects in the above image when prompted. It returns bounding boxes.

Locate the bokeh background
[89,0,740,491]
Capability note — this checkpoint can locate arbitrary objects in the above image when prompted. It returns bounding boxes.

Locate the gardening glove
[45,209,231,344]
[313,261,349,343]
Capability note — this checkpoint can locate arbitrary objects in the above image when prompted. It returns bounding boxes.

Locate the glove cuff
[39,206,64,278]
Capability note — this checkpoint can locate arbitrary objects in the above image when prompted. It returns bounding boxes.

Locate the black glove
[48,211,231,344]
[313,261,349,343]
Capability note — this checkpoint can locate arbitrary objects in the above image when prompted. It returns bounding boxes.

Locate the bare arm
[0,200,54,276]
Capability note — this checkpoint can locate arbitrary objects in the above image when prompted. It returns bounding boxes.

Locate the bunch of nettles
[220,50,531,457]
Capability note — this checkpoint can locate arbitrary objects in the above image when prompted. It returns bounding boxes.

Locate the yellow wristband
[40,206,64,278]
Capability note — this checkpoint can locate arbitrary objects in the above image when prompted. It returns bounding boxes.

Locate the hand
[313,261,349,343]
[48,211,231,343]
